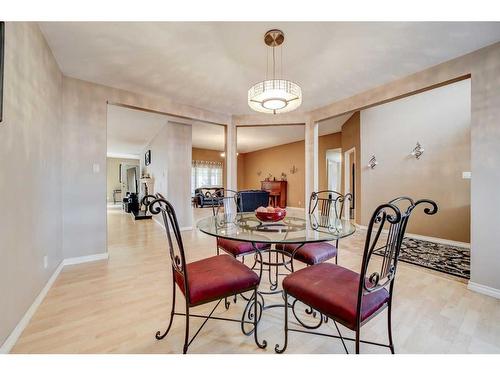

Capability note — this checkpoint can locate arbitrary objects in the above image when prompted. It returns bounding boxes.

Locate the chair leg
[355,329,360,354]
[156,274,177,340]
[387,302,395,354]
[275,292,289,353]
[253,287,267,349]
[183,303,190,354]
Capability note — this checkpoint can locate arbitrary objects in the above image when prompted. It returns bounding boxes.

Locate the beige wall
[307,42,500,291]
[192,148,226,186]
[141,122,192,228]
[61,75,228,260]
[106,157,140,202]
[238,140,306,208]
[361,79,471,242]
[0,23,63,348]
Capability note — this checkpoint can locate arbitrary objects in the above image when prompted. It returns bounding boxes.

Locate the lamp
[248,29,302,114]
[140,177,153,196]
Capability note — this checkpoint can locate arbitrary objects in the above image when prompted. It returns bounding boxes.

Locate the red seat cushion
[175,255,260,306]
[276,242,337,265]
[283,263,389,330]
[217,238,270,256]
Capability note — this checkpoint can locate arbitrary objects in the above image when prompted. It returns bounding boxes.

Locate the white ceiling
[192,122,225,151]
[236,113,352,153]
[107,104,352,156]
[40,22,500,115]
[237,125,305,153]
[106,105,167,159]
[107,105,226,157]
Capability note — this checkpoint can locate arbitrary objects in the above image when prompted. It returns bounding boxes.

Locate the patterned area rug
[374,237,470,279]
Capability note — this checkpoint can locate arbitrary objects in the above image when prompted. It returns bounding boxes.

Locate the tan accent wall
[106,157,140,202]
[238,140,306,208]
[237,154,246,191]
[192,148,226,187]
[0,23,63,347]
[239,129,347,208]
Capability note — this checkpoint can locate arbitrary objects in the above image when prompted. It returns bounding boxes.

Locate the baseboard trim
[354,224,470,248]
[63,252,109,266]
[0,252,109,354]
[153,216,192,232]
[468,281,500,299]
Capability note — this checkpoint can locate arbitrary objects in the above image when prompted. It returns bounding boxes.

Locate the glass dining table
[196,211,356,334]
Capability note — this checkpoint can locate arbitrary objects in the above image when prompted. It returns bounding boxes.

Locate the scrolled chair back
[141,194,157,210]
[148,194,188,288]
[357,197,438,304]
[309,190,352,228]
[210,188,241,217]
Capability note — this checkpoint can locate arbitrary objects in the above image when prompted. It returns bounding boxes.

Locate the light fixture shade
[248,79,302,114]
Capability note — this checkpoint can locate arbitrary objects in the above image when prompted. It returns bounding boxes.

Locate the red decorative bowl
[255,209,287,222]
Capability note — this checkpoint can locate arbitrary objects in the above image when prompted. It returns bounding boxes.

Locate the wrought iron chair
[275,197,437,354]
[212,189,271,258]
[149,195,267,353]
[276,191,352,269]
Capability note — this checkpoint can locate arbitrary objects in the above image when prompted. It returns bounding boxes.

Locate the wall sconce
[290,165,298,174]
[368,155,378,169]
[411,142,424,159]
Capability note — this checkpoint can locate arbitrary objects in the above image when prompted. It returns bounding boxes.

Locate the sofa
[195,187,223,207]
[238,190,270,212]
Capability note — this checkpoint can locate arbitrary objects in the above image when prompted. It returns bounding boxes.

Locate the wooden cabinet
[261,180,287,208]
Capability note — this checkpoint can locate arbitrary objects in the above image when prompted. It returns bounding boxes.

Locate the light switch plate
[93,163,100,173]
[462,171,471,179]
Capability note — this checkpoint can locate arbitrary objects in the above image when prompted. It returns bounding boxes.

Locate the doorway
[326,148,342,192]
[344,147,356,220]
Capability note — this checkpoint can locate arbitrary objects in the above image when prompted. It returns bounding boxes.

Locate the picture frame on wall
[0,22,5,123]
[145,150,151,166]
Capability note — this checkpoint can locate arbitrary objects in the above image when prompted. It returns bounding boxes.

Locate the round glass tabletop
[196,212,356,244]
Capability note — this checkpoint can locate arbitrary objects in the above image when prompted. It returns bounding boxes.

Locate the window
[191,160,223,194]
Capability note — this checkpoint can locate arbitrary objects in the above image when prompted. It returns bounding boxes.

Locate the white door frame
[344,147,356,220]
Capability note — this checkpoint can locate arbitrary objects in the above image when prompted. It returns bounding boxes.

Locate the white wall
[360,79,471,242]
[0,23,63,346]
[141,121,193,229]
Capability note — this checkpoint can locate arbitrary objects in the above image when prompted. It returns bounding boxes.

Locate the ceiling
[107,104,225,158]
[107,105,167,159]
[236,113,352,153]
[40,22,500,115]
[107,104,353,156]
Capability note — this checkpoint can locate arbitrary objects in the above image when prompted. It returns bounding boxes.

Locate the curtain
[191,160,223,194]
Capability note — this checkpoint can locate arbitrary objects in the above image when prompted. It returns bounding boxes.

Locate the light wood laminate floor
[11,206,500,353]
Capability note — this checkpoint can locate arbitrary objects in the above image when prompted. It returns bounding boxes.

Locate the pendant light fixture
[248,29,302,114]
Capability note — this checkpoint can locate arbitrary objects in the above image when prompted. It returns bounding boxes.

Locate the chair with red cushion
[276,190,352,269]
[149,195,267,354]
[211,189,271,258]
[275,197,437,354]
